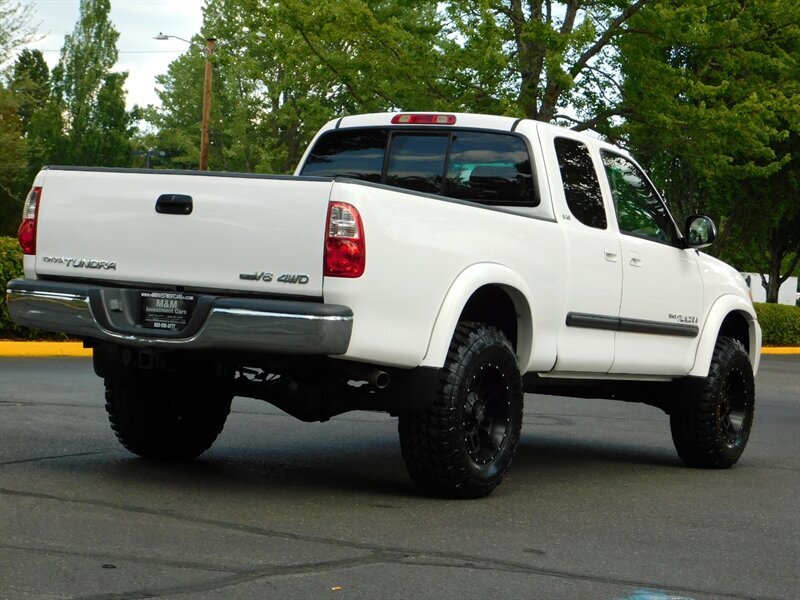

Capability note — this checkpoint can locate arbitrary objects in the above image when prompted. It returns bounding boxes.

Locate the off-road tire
[105,370,233,459]
[670,336,755,468]
[398,322,523,498]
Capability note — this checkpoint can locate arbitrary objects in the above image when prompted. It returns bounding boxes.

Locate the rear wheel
[398,322,523,498]
[670,337,755,468]
[105,367,233,459]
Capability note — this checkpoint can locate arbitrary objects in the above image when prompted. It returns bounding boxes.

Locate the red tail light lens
[391,113,457,125]
[324,201,365,278]
[18,186,42,255]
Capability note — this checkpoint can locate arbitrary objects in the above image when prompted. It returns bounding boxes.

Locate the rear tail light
[324,201,365,278]
[18,186,42,255]
[391,113,457,125]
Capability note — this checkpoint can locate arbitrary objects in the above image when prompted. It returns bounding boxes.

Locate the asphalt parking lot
[1,355,798,600]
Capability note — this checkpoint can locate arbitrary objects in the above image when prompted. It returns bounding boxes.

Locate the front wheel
[670,336,755,468]
[398,322,523,498]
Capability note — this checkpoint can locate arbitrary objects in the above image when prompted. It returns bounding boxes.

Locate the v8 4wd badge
[238,271,309,284]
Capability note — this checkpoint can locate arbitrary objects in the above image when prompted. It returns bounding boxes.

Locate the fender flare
[689,294,761,377]
[420,263,535,370]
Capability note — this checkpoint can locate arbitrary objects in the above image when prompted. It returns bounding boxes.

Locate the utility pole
[155,31,264,171]
[199,37,216,171]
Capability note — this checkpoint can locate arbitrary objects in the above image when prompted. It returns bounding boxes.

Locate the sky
[19,0,205,109]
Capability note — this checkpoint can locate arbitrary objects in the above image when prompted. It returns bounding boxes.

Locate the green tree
[1,0,37,234]
[726,133,800,302]
[0,0,35,71]
[616,0,800,301]
[9,49,63,184]
[0,85,27,235]
[51,0,132,166]
[152,0,447,173]
[439,0,650,125]
[9,48,48,127]
[154,0,671,173]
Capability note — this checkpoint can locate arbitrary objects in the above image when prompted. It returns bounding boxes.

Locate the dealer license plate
[139,291,196,331]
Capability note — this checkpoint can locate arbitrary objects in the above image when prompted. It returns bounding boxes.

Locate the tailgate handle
[156,194,193,215]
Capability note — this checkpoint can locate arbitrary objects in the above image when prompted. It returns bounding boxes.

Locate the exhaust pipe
[341,362,391,389]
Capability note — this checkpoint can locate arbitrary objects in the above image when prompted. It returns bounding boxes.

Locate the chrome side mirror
[685,215,717,248]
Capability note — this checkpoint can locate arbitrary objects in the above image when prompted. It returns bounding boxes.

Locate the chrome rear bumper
[6,279,353,355]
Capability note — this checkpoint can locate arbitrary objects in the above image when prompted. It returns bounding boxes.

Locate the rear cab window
[300,129,387,183]
[386,133,449,194]
[301,127,538,207]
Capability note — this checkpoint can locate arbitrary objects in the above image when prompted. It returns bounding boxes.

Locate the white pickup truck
[7,112,761,498]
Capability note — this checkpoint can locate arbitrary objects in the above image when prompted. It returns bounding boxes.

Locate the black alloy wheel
[398,322,523,498]
[670,336,755,468]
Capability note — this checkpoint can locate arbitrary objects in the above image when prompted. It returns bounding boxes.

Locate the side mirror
[685,215,717,248]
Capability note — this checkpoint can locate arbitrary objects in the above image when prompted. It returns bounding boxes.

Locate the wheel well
[718,311,750,352]
[458,285,518,349]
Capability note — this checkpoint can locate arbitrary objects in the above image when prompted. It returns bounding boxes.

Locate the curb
[0,341,93,357]
[1,341,799,358]
[760,346,800,355]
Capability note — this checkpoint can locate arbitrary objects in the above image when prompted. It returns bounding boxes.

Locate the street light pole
[199,37,216,171]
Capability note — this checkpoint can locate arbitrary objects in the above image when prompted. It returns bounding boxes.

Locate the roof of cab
[329,112,522,132]
[302,111,633,168]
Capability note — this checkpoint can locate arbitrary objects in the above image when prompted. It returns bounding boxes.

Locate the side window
[601,152,678,245]
[300,129,387,182]
[554,138,606,229]
[385,134,449,194]
[445,132,536,206]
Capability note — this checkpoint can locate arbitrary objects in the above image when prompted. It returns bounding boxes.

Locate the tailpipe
[341,362,391,389]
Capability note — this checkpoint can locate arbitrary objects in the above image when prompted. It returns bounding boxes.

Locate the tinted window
[601,152,677,244]
[385,134,449,194]
[446,132,536,205]
[554,138,606,229]
[301,127,537,206]
[301,129,387,182]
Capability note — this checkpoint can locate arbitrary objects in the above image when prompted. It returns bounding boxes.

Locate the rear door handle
[156,194,193,215]
[629,251,642,267]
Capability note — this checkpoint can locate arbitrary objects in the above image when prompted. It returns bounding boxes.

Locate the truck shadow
[83,430,683,501]
[515,434,681,471]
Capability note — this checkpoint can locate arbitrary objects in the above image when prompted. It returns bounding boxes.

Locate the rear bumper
[6,279,353,355]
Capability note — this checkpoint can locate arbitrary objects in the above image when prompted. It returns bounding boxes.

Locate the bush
[0,236,67,340]
[755,302,800,346]
[0,236,25,338]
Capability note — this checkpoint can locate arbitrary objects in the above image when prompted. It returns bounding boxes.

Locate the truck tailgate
[34,169,333,297]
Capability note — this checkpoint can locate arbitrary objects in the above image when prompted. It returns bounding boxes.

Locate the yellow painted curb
[761,347,800,355]
[0,341,798,357]
[0,341,92,357]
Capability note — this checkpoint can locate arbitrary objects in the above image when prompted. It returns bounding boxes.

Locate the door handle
[156,194,193,215]
[604,247,619,262]
[629,252,642,267]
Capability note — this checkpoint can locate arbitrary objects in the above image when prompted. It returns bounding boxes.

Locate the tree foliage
[439,0,650,125]
[0,86,27,234]
[617,0,800,301]
[9,49,61,184]
[152,0,447,172]
[51,0,132,166]
[153,0,659,172]
[0,1,36,233]
[0,0,35,71]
